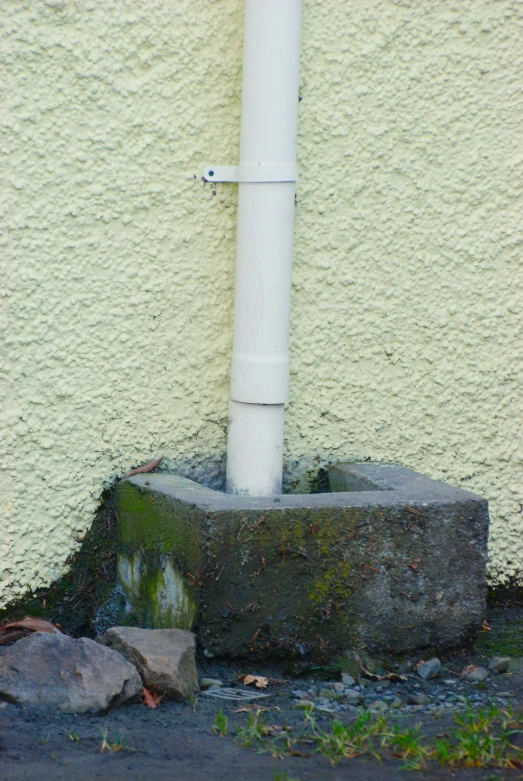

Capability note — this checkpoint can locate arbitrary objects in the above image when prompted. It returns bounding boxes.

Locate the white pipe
[225,0,302,496]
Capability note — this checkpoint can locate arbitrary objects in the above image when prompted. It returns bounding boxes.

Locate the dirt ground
[1,606,522,781]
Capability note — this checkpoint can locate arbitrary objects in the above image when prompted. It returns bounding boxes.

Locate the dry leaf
[143,687,160,709]
[0,630,29,646]
[291,751,313,758]
[238,674,269,689]
[1,617,64,634]
[0,617,65,644]
[311,523,320,536]
[409,558,421,571]
[461,665,478,678]
[481,619,491,632]
[122,458,163,480]
[360,667,407,683]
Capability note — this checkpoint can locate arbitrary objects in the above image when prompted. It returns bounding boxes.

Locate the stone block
[101,626,198,700]
[0,633,141,712]
[114,463,489,660]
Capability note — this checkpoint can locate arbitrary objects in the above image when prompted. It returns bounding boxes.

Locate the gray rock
[390,697,402,709]
[316,704,336,713]
[344,690,362,705]
[101,626,198,700]
[417,658,441,680]
[200,678,223,689]
[334,681,345,693]
[319,689,343,700]
[294,700,315,710]
[291,690,313,701]
[369,700,388,712]
[407,693,431,705]
[0,632,141,713]
[463,666,488,683]
[342,673,355,686]
[488,657,511,673]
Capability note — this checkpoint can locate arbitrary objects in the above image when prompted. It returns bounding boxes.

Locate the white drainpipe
[204,0,302,495]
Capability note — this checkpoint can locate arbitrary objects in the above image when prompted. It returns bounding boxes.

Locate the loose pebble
[294,700,315,710]
[369,700,388,713]
[291,690,311,700]
[417,658,441,680]
[319,689,343,700]
[488,657,511,674]
[344,691,362,705]
[463,667,489,683]
[407,693,431,706]
[200,678,223,689]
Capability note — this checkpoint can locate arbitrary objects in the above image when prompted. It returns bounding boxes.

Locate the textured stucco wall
[1,0,522,604]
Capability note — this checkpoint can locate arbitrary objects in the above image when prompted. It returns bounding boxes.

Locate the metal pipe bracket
[202,164,298,183]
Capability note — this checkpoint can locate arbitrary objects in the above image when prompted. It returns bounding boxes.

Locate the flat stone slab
[114,462,489,660]
[101,627,199,700]
[0,632,142,712]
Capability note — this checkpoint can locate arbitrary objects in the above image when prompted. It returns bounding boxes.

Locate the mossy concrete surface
[114,464,489,662]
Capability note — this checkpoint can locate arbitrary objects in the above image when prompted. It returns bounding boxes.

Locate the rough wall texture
[1,0,522,603]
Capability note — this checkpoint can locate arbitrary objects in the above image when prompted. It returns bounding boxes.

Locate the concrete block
[114,463,489,660]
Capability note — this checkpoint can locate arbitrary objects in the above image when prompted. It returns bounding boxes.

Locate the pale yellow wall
[1,0,522,604]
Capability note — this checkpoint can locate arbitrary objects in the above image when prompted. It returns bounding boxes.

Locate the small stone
[200,678,223,689]
[319,689,343,700]
[0,633,141,713]
[363,658,378,674]
[341,674,355,686]
[463,667,488,683]
[390,697,402,709]
[380,680,391,689]
[417,658,441,680]
[369,700,388,712]
[291,690,310,700]
[101,626,199,700]
[343,690,362,705]
[334,682,345,693]
[407,693,431,706]
[488,657,511,673]
[294,700,315,710]
[443,679,456,685]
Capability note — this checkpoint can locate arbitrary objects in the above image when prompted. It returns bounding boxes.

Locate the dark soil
[1,692,521,781]
[1,607,523,781]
